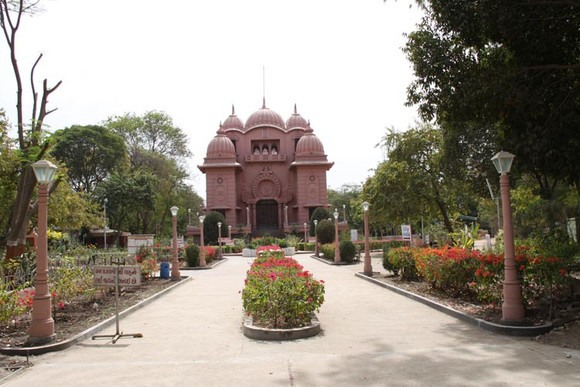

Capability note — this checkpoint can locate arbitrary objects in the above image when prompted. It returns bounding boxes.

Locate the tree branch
[30,52,42,123]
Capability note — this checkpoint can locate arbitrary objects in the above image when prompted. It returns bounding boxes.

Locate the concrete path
[6,254,579,386]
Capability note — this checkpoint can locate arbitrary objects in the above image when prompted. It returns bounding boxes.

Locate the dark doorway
[256,200,278,230]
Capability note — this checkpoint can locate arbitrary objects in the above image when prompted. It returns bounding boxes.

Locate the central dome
[245,99,286,130]
[222,105,245,131]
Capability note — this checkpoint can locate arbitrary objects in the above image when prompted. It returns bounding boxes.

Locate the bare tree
[1,0,62,260]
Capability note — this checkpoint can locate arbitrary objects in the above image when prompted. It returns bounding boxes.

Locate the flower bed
[384,246,572,311]
[241,246,325,329]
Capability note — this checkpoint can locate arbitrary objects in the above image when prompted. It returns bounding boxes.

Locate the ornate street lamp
[333,209,341,263]
[342,204,346,222]
[199,215,206,267]
[491,151,524,322]
[217,221,223,259]
[28,160,58,344]
[246,206,250,228]
[188,208,191,226]
[362,201,372,276]
[314,219,319,257]
[170,206,180,281]
[284,205,288,227]
[303,222,308,246]
[228,225,232,239]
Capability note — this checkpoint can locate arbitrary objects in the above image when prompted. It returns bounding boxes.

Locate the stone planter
[242,248,257,257]
[243,314,321,341]
[283,247,295,256]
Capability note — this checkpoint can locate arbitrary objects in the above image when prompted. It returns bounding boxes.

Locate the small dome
[296,130,325,155]
[222,105,244,131]
[206,129,235,157]
[245,99,286,130]
[286,104,308,130]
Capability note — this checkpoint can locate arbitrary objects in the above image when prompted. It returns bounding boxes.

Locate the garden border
[1,276,193,356]
[355,272,553,337]
[243,314,321,341]
[310,254,358,266]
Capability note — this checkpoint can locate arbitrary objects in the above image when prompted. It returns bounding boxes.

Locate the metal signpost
[92,265,143,343]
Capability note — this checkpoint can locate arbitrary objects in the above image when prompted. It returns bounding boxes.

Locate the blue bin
[160,261,170,279]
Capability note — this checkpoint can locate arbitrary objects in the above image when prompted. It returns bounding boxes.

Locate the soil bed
[372,273,580,350]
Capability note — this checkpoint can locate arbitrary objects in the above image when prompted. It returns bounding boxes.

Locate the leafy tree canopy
[404,0,580,199]
[51,125,127,193]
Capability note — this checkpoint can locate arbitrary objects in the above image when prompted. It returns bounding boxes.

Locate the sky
[0,0,424,199]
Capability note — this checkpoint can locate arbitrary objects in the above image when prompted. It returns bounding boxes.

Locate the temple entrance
[256,200,279,231]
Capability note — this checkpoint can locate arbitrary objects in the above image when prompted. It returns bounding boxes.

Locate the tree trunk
[4,165,36,261]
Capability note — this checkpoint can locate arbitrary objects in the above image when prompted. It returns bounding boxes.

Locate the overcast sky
[0,0,424,198]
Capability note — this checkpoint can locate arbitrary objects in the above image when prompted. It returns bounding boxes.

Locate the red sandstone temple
[197,100,334,236]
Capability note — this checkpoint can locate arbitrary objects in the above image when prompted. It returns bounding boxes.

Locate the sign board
[351,229,358,242]
[401,225,412,241]
[177,236,184,249]
[127,234,155,255]
[94,266,141,287]
[425,234,430,246]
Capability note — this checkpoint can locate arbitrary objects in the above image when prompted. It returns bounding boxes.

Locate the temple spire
[294,103,297,114]
[231,104,235,115]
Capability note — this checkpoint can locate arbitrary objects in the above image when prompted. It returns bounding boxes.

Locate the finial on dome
[294,104,297,114]
[231,105,235,115]
[217,122,225,134]
[262,97,266,109]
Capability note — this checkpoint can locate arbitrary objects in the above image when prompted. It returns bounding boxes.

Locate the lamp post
[103,198,108,250]
[491,151,524,322]
[333,209,341,263]
[284,205,288,227]
[170,206,180,281]
[314,219,319,257]
[342,204,346,222]
[228,225,232,239]
[188,208,191,226]
[303,222,308,245]
[246,206,250,228]
[199,215,206,267]
[217,222,223,259]
[362,201,372,276]
[28,160,58,344]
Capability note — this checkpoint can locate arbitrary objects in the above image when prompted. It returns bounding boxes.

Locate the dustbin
[160,261,170,279]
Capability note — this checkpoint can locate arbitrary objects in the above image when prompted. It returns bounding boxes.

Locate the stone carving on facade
[252,166,281,200]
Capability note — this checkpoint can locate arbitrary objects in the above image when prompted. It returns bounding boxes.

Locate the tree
[203,211,227,245]
[309,207,331,237]
[104,110,191,168]
[0,110,19,236]
[47,179,101,232]
[327,183,362,229]
[1,0,62,259]
[364,124,472,234]
[51,125,127,193]
[403,0,580,201]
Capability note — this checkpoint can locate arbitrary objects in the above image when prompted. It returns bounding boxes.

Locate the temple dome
[286,104,308,130]
[295,130,325,156]
[222,105,245,131]
[206,129,235,157]
[245,99,286,130]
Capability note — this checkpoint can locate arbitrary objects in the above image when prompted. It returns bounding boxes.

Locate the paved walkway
[6,254,580,386]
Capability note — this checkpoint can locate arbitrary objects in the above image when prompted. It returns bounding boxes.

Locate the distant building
[198,100,333,236]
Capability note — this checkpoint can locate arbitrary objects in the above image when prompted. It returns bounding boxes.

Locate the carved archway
[252,167,282,200]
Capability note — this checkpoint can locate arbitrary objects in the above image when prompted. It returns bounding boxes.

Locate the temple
[197,100,334,236]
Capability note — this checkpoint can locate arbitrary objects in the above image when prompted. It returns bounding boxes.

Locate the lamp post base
[27,330,56,346]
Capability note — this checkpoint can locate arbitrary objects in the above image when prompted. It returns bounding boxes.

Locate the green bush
[320,243,335,259]
[339,241,356,263]
[297,242,316,251]
[185,244,200,267]
[310,207,331,236]
[316,219,335,244]
[384,247,419,280]
[203,212,228,244]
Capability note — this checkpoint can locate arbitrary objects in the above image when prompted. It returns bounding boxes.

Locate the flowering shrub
[135,247,158,279]
[389,245,572,311]
[384,247,419,280]
[414,247,478,295]
[0,282,29,325]
[242,251,325,329]
[204,246,216,262]
[50,256,96,312]
[257,245,284,259]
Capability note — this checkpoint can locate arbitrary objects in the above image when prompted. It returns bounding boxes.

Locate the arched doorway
[256,200,279,230]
